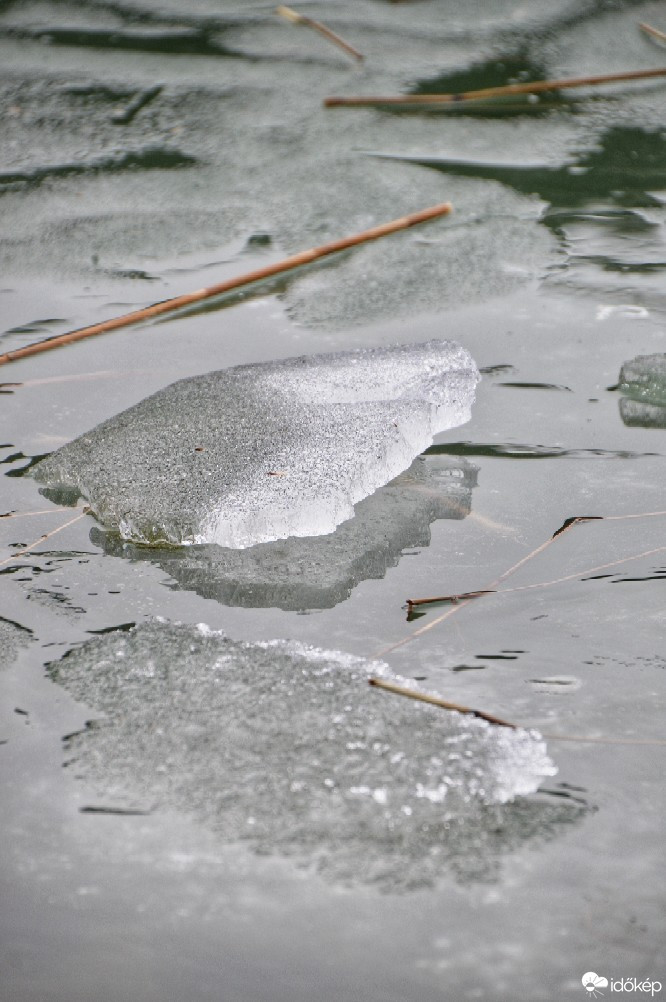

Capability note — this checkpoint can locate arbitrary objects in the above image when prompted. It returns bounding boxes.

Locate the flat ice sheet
[47,621,569,889]
[32,340,479,547]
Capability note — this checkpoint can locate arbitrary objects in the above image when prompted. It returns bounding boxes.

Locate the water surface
[1,2,665,999]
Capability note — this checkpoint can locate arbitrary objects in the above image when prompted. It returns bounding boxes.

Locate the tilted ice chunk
[32,340,479,547]
[47,621,570,889]
[91,456,477,611]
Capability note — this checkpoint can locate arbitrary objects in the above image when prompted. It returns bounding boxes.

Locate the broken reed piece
[541,731,666,747]
[406,513,666,611]
[0,201,451,367]
[0,507,84,519]
[368,677,517,729]
[275,5,364,62]
[374,515,596,660]
[406,588,495,609]
[405,515,598,611]
[0,509,88,568]
[324,65,666,107]
[639,22,666,46]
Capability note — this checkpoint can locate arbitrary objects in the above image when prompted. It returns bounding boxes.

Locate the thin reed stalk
[368,677,517,727]
[325,66,666,107]
[0,507,83,519]
[377,516,587,657]
[369,681,666,745]
[0,510,87,567]
[276,5,364,61]
[639,22,666,46]
[0,202,452,367]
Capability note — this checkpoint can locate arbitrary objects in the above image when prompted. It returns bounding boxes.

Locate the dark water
[1,2,665,1000]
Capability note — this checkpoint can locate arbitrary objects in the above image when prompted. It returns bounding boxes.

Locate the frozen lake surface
[1,1,665,999]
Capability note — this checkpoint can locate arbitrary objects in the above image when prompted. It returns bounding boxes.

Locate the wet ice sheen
[33,341,479,547]
[47,621,563,889]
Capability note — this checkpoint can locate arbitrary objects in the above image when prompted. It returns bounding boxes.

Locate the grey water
[1,2,665,1000]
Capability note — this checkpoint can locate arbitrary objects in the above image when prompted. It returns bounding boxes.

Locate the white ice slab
[33,340,479,547]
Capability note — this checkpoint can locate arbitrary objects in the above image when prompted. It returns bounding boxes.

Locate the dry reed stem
[372,512,666,744]
[10,371,121,388]
[381,512,666,657]
[408,511,666,609]
[501,543,666,595]
[0,507,84,520]
[639,22,666,46]
[368,680,666,745]
[276,5,364,61]
[603,509,666,520]
[324,66,666,107]
[368,677,517,727]
[541,732,666,747]
[380,517,586,657]
[407,589,494,608]
[0,202,452,368]
[0,510,87,568]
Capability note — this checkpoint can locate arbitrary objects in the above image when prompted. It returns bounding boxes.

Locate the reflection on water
[617,352,666,428]
[379,127,666,209]
[0,146,198,195]
[0,25,240,58]
[91,456,477,611]
[412,51,551,99]
[47,620,587,891]
[619,398,666,428]
[376,127,666,306]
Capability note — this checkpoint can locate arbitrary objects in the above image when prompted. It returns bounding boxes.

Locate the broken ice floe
[32,340,479,548]
[45,620,581,890]
[91,456,477,610]
[618,353,666,428]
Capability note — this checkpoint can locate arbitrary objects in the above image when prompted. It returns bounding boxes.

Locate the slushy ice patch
[47,621,569,889]
[32,340,479,547]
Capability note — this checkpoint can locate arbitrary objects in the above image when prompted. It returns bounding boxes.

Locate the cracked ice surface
[32,340,479,547]
[46,621,567,890]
